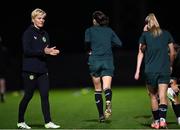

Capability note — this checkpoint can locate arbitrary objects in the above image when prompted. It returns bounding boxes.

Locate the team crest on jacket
[34,36,37,39]
[42,36,46,43]
[29,75,34,80]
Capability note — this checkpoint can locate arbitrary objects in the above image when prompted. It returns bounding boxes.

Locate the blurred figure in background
[0,35,8,103]
[85,10,122,122]
[134,13,175,129]
[17,8,60,129]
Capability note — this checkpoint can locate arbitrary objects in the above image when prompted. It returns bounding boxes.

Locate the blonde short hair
[31,8,46,20]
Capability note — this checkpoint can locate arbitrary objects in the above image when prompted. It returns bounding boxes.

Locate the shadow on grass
[134,115,152,128]
[29,123,44,128]
[167,121,177,125]
[166,121,180,129]
[134,115,151,119]
[83,119,112,124]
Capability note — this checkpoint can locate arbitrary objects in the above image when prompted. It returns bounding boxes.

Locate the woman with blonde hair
[134,13,175,129]
[17,8,60,129]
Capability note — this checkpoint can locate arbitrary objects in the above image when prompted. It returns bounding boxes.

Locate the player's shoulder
[140,31,149,37]
[85,26,92,32]
[162,29,171,35]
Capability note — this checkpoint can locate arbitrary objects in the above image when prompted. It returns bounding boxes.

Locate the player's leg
[169,79,180,125]
[89,59,105,122]
[147,85,160,129]
[102,76,112,119]
[0,78,5,102]
[172,97,180,125]
[17,72,37,129]
[92,76,105,122]
[158,83,168,128]
[101,59,114,119]
[38,73,60,128]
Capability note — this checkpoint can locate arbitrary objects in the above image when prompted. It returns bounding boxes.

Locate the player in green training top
[134,13,175,129]
[85,11,122,122]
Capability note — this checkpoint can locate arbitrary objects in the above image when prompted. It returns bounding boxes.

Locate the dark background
[0,0,179,90]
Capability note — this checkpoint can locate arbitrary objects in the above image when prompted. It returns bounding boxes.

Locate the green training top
[139,30,174,73]
[85,26,122,59]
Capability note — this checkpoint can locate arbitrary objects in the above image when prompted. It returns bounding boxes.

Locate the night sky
[0,0,179,55]
[0,0,180,89]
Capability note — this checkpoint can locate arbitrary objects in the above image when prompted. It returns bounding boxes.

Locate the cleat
[17,122,31,129]
[44,122,60,129]
[167,88,176,102]
[99,115,105,123]
[159,119,167,129]
[104,101,112,119]
[151,121,159,129]
[178,117,180,125]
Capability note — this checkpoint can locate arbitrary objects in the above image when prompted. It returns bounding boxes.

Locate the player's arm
[111,31,122,47]
[44,46,60,56]
[84,41,92,55]
[84,29,92,55]
[134,43,145,80]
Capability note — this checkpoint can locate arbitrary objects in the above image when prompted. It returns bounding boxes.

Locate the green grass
[0,86,180,129]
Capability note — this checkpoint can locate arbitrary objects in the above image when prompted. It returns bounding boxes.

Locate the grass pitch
[0,86,180,129]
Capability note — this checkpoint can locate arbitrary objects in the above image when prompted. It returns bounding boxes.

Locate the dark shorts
[88,58,114,77]
[145,73,170,87]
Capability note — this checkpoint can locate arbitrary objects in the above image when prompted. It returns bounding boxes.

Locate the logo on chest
[33,36,37,39]
[33,35,47,43]
[42,36,47,43]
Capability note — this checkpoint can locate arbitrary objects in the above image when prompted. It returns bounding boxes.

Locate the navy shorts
[88,58,114,77]
[145,73,170,87]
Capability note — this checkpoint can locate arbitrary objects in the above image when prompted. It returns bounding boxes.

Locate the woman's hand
[134,71,140,80]
[44,46,60,56]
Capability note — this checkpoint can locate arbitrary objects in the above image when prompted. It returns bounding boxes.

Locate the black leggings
[18,72,51,123]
